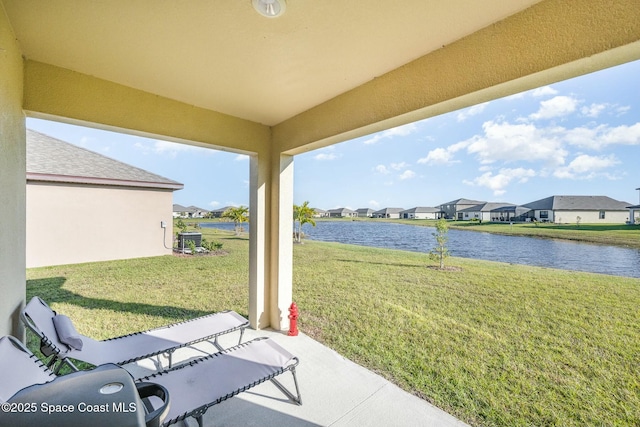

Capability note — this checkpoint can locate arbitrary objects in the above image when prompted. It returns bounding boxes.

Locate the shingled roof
[458,202,515,212]
[524,195,630,211]
[401,207,441,213]
[26,129,183,190]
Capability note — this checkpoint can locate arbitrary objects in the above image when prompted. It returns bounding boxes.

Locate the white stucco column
[249,153,294,331]
[0,6,27,338]
[270,154,294,330]
[249,154,269,329]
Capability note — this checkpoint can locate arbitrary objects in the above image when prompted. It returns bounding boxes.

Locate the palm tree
[221,206,249,235]
[293,201,316,243]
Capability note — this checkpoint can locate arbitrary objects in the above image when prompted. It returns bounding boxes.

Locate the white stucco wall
[27,182,175,268]
[408,212,439,220]
[552,210,630,224]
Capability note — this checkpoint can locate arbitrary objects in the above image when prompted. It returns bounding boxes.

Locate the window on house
[599,211,605,219]
[540,210,549,219]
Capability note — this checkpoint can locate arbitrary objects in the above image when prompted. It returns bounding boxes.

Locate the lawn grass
[26,228,640,426]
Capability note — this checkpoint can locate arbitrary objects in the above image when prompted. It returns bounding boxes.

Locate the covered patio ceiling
[5,0,640,154]
[5,0,546,127]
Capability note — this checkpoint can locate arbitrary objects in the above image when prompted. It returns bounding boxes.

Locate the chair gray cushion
[53,314,84,350]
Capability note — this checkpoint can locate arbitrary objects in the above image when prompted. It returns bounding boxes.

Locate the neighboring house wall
[439,204,455,219]
[524,195,630,224]
[373,208,404,218]
[375,212,402,219]
[209,207,234,218]
[489,210,518,222]
[328,209,355,217]
[407,212,437,219]
[455,204,480,220]
[439,199,485,220]
[27,182,174,268]
[459,210,482,221]
[403,212,417,219]
[355,209,374,217]
[401,208,440,219]
[312,209,327,218]
[528,209,629,223]
[551,210,629,224]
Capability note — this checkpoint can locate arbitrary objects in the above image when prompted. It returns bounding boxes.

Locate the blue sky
[27,59,640,211]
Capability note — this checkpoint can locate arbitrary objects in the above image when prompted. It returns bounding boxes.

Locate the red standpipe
[288,302,299,336]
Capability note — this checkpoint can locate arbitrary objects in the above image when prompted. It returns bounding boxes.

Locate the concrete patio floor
[128,327,470,427]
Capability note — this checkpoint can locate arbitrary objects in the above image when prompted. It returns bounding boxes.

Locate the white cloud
[529,95,578,120]
[417,141,468,165]
[362,123,418,145]
[314,153,338,161]
[616,105,631,116]
[369,200,380,208]
[564,123,640,149]
[531,86,558,97]
[136,139,207,158]
[235,154,249,161]
[431,119,637,181]
[133,142,148,152]
[209,201,220,207]
[601,123,640,145]
[375,164,390,174]
[153,140,192,153]
[313,146,338,161]
[567,154,619,173]
[463,168,536,195]
[398,170,416,180]
[505,92,525,101]
[581,103,607,118]
[562,125,601,149]
[465,120,567,166]
[456,102,490,122]
[390,162,409,170]
[79,136,98,147]
[418,148,454,165]
[553,154,620,180]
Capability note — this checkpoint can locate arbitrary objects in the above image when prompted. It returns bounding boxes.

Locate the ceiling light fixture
[252,0,286,18]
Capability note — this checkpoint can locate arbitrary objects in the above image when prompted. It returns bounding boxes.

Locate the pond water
[199,221,640,278]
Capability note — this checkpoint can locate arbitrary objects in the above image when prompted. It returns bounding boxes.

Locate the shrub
[201,238,223,252]
[185,239,197,254]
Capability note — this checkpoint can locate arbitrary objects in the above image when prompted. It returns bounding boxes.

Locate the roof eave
[27,172,184,191]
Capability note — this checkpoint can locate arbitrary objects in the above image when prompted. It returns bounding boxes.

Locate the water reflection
[200,221,640,278]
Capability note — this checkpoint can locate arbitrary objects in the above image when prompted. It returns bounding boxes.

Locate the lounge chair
[137,336,302,426]
[0,335,170,427]
[1,334,302,427]
[21,296,249,371]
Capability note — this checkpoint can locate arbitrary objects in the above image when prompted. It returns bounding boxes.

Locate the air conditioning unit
[177,232,202,250]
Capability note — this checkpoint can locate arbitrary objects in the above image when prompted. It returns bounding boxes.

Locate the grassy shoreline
[26,229,640,426]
